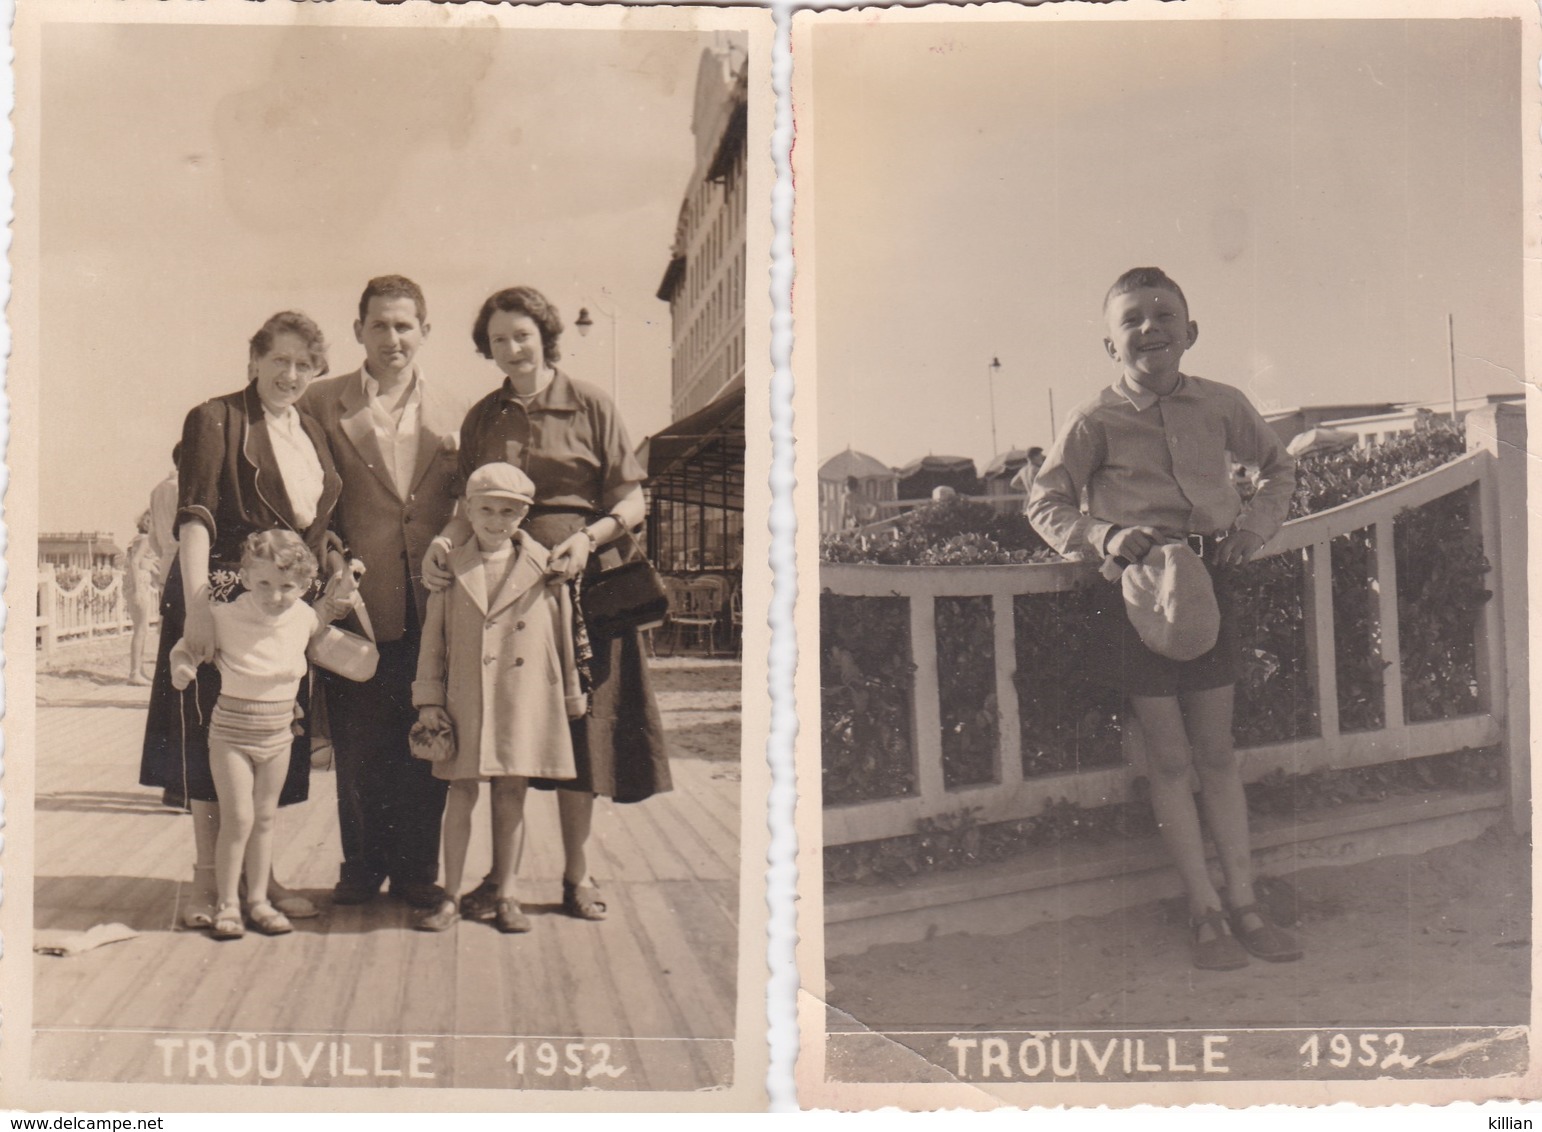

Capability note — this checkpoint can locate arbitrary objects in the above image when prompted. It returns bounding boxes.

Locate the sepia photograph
[793,0,1538,1107]
[5,0,772,1111]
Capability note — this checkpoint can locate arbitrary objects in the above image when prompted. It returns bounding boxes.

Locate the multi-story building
[657,40,748,422]
[647,40,748,590]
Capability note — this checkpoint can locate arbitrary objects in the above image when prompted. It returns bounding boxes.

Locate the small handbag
[579,529,670,640]
[307,590,380,682]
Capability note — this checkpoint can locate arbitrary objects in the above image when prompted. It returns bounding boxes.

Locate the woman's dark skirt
[523,511,672,804]
[138,562,312,809]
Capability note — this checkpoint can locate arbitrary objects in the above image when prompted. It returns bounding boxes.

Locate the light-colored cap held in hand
[464,461,536,504]
[1120,542,1220,661]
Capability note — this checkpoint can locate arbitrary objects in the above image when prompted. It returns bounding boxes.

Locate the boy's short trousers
[209,695,295,766]
[1086,559,1238,698]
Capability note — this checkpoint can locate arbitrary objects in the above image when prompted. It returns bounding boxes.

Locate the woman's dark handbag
[579,531,670,640]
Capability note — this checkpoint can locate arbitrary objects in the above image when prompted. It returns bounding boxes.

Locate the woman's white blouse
[264,405,326,530]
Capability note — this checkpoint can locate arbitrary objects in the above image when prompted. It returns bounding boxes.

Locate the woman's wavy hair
[247,311,330,379]
[471,286,564,364]
[240,528,318,586]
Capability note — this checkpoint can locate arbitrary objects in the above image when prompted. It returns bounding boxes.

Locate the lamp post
[986,356,1002,456]
[574,298,620,410]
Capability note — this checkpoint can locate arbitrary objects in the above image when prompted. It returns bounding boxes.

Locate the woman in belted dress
[423,285,669,922]
[140,310,345,928]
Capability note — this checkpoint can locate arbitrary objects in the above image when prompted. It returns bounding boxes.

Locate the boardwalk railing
[36,563,154,658]
[822,402,1530,849]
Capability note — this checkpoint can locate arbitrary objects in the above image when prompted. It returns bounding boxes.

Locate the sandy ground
[828,824,1530,1032]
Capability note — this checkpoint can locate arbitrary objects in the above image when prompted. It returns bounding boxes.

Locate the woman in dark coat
[424,285,669,922]
[140,311,344,928]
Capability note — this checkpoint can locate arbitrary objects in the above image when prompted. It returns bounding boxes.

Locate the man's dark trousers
[325,599,448,893]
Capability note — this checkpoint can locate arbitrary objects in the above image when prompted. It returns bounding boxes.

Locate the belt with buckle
[1185,532,1226,563]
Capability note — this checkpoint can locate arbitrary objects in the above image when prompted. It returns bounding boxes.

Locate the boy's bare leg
[491,778,530,900]
[1182,683,1257,912]
[441,781,479,900]
[1129,695,1224,920]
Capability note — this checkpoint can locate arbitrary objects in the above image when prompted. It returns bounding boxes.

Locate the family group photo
[797,7,1533,1104]
[10,3,767,1106]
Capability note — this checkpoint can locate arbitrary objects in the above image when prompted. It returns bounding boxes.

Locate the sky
[810,17,1527,471]
[39,21,733,549]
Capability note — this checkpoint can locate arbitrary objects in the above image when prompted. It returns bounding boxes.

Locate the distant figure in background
[843,475,878,528]
[1009,446,1047,500]
[124,511,159,686]
[147,444,181,590]
[930,485,957,504]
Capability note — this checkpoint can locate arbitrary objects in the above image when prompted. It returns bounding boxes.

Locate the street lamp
[574,299,620,410]
[986,356,1002,456]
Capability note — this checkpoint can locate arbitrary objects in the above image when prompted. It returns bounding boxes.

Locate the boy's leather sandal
[494,898,533,934]
[460,879,500,922]
[1227,903,1304,963]
[1190,909,1249,971]
[415,897,460,933]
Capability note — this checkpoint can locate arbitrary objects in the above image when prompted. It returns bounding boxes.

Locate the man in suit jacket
[301,276,463,907]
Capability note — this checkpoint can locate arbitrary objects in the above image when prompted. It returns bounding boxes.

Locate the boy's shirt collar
[1114,371,1186,411]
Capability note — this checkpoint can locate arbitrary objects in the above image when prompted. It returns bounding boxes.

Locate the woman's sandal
[561,879,608,922]
[1226,902,1303,963]
[210,903,246,941]
[246,901,294,936]
[180,865,218,930]
[1190,908,1249,971]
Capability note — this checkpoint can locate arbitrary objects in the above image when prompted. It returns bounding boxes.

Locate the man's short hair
[1104,267,1188,315]
[358,275,428,325]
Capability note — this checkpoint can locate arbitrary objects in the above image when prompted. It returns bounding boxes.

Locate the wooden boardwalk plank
[31,662,742,1089]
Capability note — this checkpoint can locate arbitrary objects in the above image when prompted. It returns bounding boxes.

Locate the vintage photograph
[794,1,1537,1107]
[5,0,771,1110]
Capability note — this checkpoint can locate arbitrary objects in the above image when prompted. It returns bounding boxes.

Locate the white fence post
[38,564,57,659]
[1467,401,1530,833]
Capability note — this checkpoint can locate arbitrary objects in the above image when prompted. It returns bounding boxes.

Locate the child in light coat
[411,462,586,933]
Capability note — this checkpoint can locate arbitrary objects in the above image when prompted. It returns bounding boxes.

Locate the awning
[642,379,745,512]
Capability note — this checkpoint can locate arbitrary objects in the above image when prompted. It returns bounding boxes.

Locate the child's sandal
[561,879,607,922]
[1226,903,1302,963]
[210,903,246,941]
[247,901,294,936]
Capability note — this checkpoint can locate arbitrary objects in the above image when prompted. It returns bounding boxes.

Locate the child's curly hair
[240,529,318,586]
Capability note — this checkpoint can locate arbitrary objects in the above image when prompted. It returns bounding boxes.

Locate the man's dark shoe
[332,878,382,906]
[392,880,447,909]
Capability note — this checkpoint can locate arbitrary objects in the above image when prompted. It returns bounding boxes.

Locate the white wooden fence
[822,403,1530,848]
[36,563,156,659]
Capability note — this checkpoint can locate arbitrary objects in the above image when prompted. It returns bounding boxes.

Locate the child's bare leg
[442,781,480,899]
[1182,684,1256,910]
[240,753,290,909]
[491,777,530,900]
[1129,695,1224,918]
[207,742,256,914]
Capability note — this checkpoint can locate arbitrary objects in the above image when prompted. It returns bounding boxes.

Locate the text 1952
[1299,1032,1420,1070]
[505,1041,628,1080]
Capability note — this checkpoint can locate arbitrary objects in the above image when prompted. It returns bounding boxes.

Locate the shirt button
[514,657,525,667]
[516,621,526,631]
